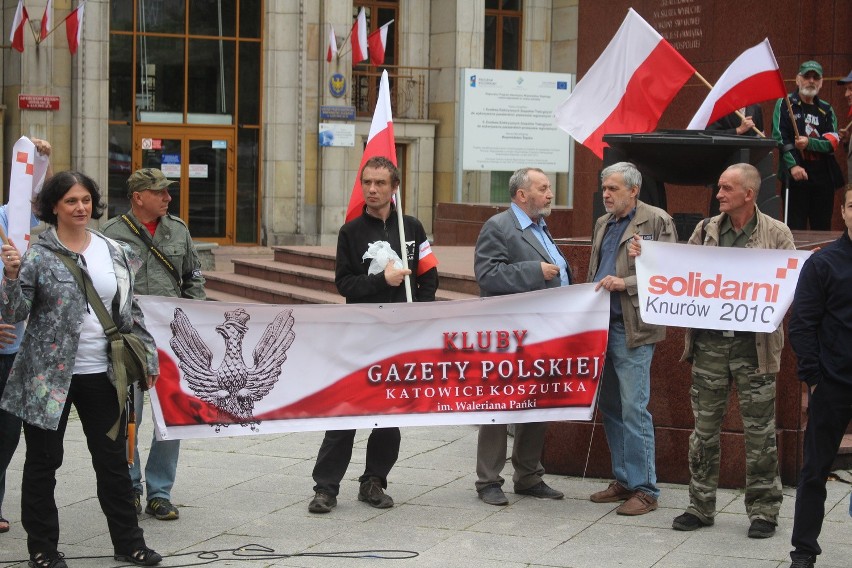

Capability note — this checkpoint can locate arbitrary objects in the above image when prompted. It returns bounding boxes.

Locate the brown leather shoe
[616,491,658,516]
[590,481,633,503]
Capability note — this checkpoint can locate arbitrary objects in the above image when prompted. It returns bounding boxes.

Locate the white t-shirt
[73,233,118,374]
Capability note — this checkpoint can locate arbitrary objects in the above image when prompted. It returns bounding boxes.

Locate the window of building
[353,1,399,117]
[484,0,522,70]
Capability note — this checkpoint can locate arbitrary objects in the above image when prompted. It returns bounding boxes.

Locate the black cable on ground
[1,544,419,568]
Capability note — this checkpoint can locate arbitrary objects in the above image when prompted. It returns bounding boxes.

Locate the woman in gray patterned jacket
[0,171,161,568]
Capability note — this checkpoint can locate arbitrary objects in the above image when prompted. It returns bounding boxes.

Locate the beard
[800,85,819,98]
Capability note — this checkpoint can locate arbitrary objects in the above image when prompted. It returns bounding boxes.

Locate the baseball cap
[127,168,176,196]
[838,70,852,85]
[797,60,823,77]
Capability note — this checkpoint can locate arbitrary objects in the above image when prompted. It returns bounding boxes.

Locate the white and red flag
[345,69,395,223]
[554,8,695,158]
[40,0,52,41]
[9,0,29,53]
[687,39,786,130]
[66,1,85,55]
[350,7,368,64]
[326,24,336,63]
[8,137,50,250]
[368,21,392,66]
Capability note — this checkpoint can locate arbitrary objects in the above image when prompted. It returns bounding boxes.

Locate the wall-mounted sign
[329,73,347,98]
[18,94,60,110]
[319,123,355,147]
[320,105,356,120]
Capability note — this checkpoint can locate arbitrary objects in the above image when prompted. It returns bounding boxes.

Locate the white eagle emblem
[169,307,296,431]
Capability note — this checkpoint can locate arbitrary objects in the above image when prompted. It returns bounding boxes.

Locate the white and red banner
[554,8,695,158]
[687,39,786,130]
[9,0,28,53]
[345,69,395,223]
[351,7,368,64]
[368,21,392,66]
[8,136,49,249]
[66,1,85,55]
[138,284,609,440]
[636,241,811,332]
[326,24,336,63]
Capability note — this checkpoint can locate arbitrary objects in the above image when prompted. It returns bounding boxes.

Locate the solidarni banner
[635,241,812,332]
[137,284,609,440]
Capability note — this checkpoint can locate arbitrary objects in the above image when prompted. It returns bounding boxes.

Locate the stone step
[234,258,338,295]
[203,271,343,305]
[273,245,336,271]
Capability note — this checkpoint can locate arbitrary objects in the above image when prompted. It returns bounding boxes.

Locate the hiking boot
[789,555,815,568]
[672,512,713,531]
[478,484,509,506]
[28,552,67,568]
[308,491,337,514]
[358,477,394,509]
[145,498,179,520]
[748,518,776,539]
[590,481,633,503]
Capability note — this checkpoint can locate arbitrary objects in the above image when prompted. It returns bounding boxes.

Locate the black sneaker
[29,552,67,568]
[515,481,564,500]
[748,518,776,539]
[145,498,179,520]
[672,512,713,531]
[357,477,394,509]
[308,491,337,514]
[789,555,815,568]
[113,546,163,566]
[134,493,142,515]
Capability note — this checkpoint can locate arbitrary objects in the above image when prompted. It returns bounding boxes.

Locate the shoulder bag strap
[55,252,131,441]
[120,215,182,292]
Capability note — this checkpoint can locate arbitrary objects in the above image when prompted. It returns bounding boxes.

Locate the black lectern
[597,130,779,239]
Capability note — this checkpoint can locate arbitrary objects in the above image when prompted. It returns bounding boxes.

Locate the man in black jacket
[308,156,438,514]
[787,185,852,568]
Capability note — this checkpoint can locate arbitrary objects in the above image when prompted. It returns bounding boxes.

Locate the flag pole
[41,5,80,43]
[693,70,765,137]
[784,96,801,138]
[394,185,413,303]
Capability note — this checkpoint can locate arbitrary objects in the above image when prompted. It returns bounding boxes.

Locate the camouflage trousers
[686,331,782,524]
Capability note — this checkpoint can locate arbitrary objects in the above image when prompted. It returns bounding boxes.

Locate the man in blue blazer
[473,167,570,506]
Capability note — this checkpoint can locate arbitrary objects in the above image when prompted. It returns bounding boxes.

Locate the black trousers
[786,181,835,231]
[0,353,22,517]
[22,373,145,556]
[312,428,400,496]
[791,380,852,559]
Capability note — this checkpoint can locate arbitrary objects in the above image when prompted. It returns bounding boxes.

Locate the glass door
[134,126,235,244]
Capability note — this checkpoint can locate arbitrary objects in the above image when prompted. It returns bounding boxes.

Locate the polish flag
[9,0,29,53]
[66,1,85,55]
[345,70,395,223]
[687,39,786,130]
[351,8,368,64]
[368,21,392,66]
[40,0,53,41]
[326,24,336,63]
[554,9,695,158]
[8,137,49,250]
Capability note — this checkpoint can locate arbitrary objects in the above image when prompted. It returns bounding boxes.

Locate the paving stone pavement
[0,414,849,568]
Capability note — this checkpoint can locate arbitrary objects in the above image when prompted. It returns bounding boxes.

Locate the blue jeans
[598,320,659,498]
[130,385,179,501]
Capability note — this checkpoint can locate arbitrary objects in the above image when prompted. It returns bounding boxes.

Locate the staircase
[203,245,480,305]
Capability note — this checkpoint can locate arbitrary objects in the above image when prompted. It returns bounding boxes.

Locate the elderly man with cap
[101,168,206,521]
[838,70,852,178]
[772,60,845,230]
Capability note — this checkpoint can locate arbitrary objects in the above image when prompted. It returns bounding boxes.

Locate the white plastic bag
[362,241,403,275]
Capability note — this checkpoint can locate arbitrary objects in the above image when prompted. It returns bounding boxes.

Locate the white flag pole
[394,185,413,303]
